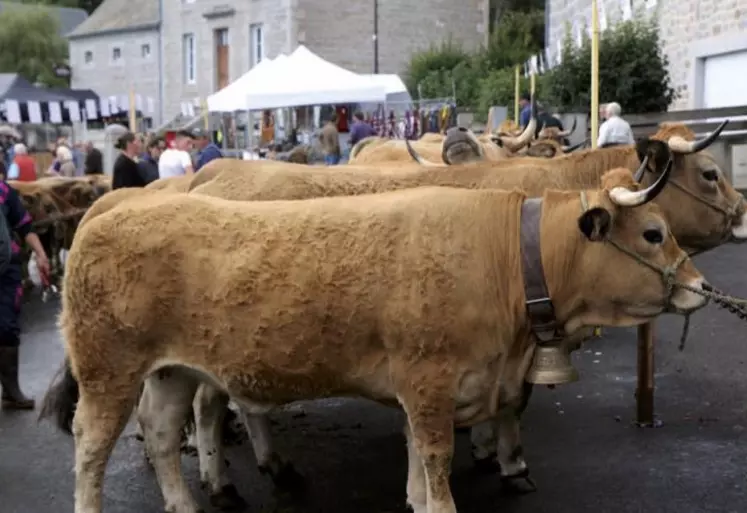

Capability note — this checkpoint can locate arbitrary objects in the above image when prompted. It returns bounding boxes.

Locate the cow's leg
[399,390,457,513]
[470,381,536,494]
[193,383,247,510]
[72,388,134,513]
[494,408,536,494]
[241,410,305,490]
[137,369,202,513]
[404,422,427,513]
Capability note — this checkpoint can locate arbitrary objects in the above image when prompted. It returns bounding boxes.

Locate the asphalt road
[2,242,747,513]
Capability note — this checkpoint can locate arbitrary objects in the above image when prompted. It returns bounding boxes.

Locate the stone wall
[297,0,489,75]
[545,0,747,111]
[69,28,161,124]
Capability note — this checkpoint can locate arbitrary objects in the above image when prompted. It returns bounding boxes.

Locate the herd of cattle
[32,111,745,513]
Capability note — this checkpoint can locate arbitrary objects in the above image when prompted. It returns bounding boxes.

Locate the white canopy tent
[207,54,289,112]
[358,74,412,113]
[244,45,387,110]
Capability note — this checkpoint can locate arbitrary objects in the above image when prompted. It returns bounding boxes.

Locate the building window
[250,23,263,67]
[183,33,196,84]
[84,50,93,64]
[111,47,122,63]
[141,43,151,59]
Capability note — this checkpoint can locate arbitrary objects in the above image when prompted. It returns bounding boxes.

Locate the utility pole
[373,0,379,73]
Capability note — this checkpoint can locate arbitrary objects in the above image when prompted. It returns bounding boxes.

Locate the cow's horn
[558,117,577,137]
[502,116,537,151]
[562,139,587,153]
[667,119,728,154]
[405,138,446,167]
[609,156,673,207]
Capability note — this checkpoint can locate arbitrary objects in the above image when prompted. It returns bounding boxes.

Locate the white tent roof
[207,55,288,112]
[244,45,387,110]
[359,74,408,95]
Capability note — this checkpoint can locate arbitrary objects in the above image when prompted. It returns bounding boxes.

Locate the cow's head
[634,120,746,250]
[550,160,707,333]
[437,126,491,165]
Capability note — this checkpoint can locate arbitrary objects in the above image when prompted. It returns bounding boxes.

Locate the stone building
[545,0,747,110]
[69,0,489,126]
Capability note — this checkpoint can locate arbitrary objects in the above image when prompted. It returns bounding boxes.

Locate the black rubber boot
[0,346,35,410]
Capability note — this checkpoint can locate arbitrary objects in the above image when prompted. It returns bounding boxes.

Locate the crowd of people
[112,128,224,190]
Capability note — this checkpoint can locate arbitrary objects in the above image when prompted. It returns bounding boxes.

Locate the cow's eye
[702,170,718,182]
[643,229,663,244]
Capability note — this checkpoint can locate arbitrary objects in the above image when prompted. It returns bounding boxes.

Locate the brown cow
[181,129,746,498]
[41,164,707,513]
[349,118,537,166]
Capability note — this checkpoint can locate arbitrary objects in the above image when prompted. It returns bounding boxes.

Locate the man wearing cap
[518,91,532,129]
[193,129,223,172]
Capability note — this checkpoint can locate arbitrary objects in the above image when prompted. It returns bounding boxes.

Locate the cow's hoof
[501,470,537,495]
[472,453,501,474]
[261,462,306,492]
[209,484,247,511]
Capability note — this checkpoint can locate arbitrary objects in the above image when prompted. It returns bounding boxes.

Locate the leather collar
[520,198,562,342]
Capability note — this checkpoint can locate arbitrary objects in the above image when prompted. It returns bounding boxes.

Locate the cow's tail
[38,357,79,435]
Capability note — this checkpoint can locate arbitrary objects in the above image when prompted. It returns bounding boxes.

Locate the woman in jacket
[0,161,50,409]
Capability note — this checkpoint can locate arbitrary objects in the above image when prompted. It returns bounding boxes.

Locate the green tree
[0,5,69,87]
[476,68,549,120]
[544,16,676,113]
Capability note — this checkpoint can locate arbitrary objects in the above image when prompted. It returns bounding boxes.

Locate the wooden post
[128,86,137,133]
[636,322,655,426]
[514,65,520,124]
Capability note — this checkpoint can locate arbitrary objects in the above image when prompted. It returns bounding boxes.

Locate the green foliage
[0,5,69,87]
[403,40,473,97]
[542,17,676,113]
[403,11,676,118]
[477,10,545,71]
[476,68,549,120]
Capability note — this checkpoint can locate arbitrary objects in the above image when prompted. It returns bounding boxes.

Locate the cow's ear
[635,138,670,174]
[577,207,612,241]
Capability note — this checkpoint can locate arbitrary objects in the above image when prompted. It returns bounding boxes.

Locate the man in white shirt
[597,102,635,148]
[158,130,195,178]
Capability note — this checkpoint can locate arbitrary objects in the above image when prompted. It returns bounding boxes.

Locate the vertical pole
[514,65,520,124]
[636,322,655,426]
[590,0,599,149]
[201,98,209,131]
[373,0,379,73]
[128,86,137,133]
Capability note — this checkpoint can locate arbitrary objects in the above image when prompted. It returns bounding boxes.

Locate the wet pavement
[2,242,747,513]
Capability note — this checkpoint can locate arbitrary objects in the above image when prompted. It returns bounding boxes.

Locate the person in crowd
[56,145,77,177]
[112,132,152,189]
[83,141,104,175]
[137,137,162,183]
[535,103,566,139]
[348,111,376,146]
[518,91,532,129]
[192,129,223,171]
[597,102,635,148]
[158,130,194,178]
[0,160,50,409]
[320,112,341,165]
[7,143,36,182]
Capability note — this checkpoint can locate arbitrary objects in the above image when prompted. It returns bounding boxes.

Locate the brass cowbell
[525,344,579,385]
